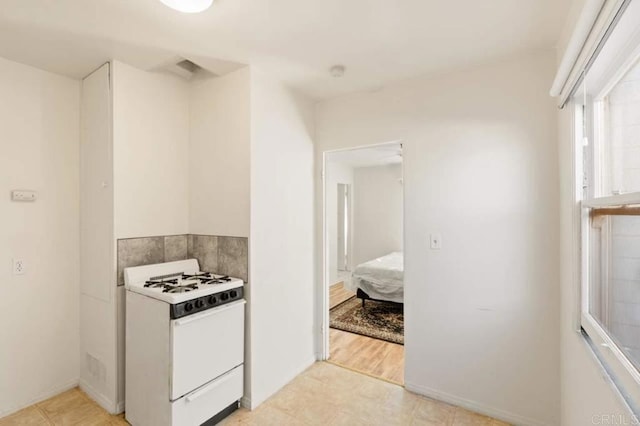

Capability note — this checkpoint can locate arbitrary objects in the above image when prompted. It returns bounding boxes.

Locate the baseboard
[0,379,79,419]
[248,355,317,410]
[240,396,252,409]
[404,382,550,426]
[79,379,117,414]
[115,400,125,415]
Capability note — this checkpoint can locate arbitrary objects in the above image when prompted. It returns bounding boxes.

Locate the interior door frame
[319,140,404,360]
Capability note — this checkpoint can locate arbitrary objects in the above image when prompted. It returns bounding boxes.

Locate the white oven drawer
[171,299,245,400]
[172,365,243,426]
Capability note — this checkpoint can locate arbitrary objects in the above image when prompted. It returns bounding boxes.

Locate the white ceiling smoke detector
[330,65,346,78]
[159,0,213,13]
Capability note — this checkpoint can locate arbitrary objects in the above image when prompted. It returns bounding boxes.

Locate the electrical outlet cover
[12,259,25,275]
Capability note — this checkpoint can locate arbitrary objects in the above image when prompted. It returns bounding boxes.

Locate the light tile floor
[221,362,510,426]
[1,363,510,426]
[0,387,127,425]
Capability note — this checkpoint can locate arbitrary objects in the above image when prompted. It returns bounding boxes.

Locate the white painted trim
[555,0,627,106]
[578,329,637,416]
[247,356,317,410]
[320,151,330,361]
[550,0,605,96]
[0,379,79,419]
[79,379,118,414]
[404,382,549,426]
[240,396,252,409]
[583,192,640,208]
[582,313,640,407]
[115,400,125,415]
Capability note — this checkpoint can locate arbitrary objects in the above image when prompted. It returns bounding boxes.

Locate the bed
[345,252,404,306]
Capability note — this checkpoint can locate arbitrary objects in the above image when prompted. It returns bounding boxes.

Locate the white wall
[325,161,353,284]
[112,61,190,239]
[316,50,560,425]
[352,164,403,267]
[0,57,80,416]
[189,68,251,237]
[248,69,316,407]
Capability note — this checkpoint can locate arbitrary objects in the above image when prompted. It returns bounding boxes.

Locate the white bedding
[346,252,404,303]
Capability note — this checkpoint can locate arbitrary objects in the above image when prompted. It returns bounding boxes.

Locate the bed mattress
[346,252,404,303]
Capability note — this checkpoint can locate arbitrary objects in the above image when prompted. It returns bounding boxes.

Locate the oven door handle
[184,368,240,403]
[173,300,245,327]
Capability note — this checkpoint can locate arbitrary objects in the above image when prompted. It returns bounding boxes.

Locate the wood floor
[328,281,405,385]
[0,387,128,425]
[3,364,510,425]
[329,282,353,309]
[329,328,405,385]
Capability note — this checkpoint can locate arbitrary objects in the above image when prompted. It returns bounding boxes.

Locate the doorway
[321,141,405,385]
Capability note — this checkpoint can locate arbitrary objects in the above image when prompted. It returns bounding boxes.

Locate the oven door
[170,299,245,401]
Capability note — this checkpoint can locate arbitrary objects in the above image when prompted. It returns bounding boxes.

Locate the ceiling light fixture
[159,0,213,13]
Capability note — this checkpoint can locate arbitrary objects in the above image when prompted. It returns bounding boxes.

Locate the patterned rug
[330,296,404,345]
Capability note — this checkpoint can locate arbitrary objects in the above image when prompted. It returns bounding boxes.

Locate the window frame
[577,59,640,407]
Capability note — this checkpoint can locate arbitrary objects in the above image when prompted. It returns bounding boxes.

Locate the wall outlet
[12,259,25,275]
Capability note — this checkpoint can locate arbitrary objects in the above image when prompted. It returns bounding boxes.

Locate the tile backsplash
[117,234,248,285]
[187,234,218,273]
[217,236,249,282]
[164,235,188,262]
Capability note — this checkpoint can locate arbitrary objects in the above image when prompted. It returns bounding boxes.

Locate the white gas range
[124,259,245,426]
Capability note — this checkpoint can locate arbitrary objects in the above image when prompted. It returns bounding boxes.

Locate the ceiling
[0,0,572,100]
[327,143,403,168]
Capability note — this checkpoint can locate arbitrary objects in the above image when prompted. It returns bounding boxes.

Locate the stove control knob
[208,296,217,305]
[230,290,238,298]
[184,302,194,312]
[221,292,229,301]
[195,299,204,309]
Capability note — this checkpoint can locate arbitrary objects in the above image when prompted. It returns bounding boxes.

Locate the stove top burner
[144,278,178,288]
[182,272,213,280]
[141,272,232,294]
[201,275,232,285]
[163,283,199,293]
[179,272,232,285]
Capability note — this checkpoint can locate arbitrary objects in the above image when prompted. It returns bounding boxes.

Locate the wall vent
[164,58,205,80]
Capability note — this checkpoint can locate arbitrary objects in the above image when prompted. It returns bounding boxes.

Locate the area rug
[330,296,404,345]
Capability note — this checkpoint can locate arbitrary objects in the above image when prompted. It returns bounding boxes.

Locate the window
[577,34,640,407]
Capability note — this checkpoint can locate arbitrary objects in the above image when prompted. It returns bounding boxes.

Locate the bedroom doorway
[321,141,405,385]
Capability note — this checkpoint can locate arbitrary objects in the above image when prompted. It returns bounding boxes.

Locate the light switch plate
[430,234,442,250]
